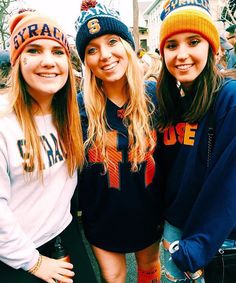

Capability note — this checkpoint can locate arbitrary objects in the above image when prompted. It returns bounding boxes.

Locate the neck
[103,80,128,107]
[32,98,53,116]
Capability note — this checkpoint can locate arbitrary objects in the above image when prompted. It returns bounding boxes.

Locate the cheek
[120,51,129,70]
[163,53,173,73]
[198,45,209,69]
[164,51,171,65]
[20,56,31,79]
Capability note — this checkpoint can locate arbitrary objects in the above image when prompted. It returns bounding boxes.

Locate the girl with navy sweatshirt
[75,1,163,282]
[156,0,236,282]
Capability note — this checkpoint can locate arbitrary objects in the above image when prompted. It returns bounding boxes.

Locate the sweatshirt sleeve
[0,133,39,270]
[172,82,236,272]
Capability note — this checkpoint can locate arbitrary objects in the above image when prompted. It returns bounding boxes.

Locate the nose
[99,45,112,61]
[40,51,56,67]
[176,44,189,60]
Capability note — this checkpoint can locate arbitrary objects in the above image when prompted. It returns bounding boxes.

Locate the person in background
[70,48,83,92]
[225,24,236,69]
[0,50,11,89]
[216,34,233,71]
[75,1,163,282]
[0,50,11,108]
[137,47,147,59]
[0,10,97,283]
[139,52,162,81]
[156,0,236,282]
[225,24,236,47]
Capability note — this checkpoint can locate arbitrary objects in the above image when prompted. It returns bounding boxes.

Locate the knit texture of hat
[75,1,135,62]
[9,11,70,66]
[159,0,220,55]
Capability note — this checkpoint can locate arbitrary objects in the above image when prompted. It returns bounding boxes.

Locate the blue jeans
[160,221,205,283]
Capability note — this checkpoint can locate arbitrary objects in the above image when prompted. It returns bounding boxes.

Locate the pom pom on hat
[75,0,135,62]
[9,10,70,66]
[159,0,220,55]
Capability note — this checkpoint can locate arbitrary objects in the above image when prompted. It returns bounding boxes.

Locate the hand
[33,255,74,283]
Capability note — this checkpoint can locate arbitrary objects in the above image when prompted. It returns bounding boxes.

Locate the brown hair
[157,48,224,130]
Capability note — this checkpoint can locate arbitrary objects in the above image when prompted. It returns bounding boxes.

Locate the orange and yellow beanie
[159,0,220,55]
[9,11,70,66]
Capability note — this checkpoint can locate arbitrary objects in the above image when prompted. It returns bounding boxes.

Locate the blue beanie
[75,2,135,62]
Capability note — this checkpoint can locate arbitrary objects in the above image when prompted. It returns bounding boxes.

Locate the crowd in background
[0,1,236,283]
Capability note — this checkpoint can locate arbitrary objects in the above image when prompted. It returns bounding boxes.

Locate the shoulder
[0,109,16,124]
[77,91,87,118]
[145,80,157,93]
[218,79,236,103]
[0,111,19,143]
[77,91,84,107]
[216,79,236,118]
[144,80,157,105]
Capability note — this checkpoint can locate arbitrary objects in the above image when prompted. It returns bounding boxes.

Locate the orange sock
[137,262,161,283]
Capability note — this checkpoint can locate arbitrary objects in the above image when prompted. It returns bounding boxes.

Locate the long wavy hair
[83,38,155,172]
[157,48,224,131]
[8,56,84,177]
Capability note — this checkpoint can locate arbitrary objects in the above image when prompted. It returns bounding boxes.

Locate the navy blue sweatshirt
[77,82,163,252]
[157,79,236,272]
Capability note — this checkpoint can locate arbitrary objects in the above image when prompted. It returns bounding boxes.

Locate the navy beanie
[75,2,135,62]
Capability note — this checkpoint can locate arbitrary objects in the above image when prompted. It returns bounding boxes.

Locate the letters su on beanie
[9,11,70,66]
[159,0,220,55]
[75,0,135,62]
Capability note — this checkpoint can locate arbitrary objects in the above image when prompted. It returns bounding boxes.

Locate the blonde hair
[83,38,156,172]
[9,56,84,177]
[144,52,162,81]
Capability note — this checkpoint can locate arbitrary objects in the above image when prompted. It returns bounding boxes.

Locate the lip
[101,61,118,71]
[175,64,193,71]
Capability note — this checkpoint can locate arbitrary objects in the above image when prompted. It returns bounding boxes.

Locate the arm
[0,134,74,282]
[0,133,38,270]
[172,103,236,272]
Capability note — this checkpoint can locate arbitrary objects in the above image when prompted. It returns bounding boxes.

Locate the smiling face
[163,32,209,88]
[85,34,129,86]
[20,39,68,110]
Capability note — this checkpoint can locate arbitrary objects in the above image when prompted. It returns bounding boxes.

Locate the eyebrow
[25,43,63,49]
[166,34,202,42]
[87,34,120,46]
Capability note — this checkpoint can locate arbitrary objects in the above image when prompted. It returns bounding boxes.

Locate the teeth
[177,65,192,70]
[39,74,57,78]
[102,62,117,70]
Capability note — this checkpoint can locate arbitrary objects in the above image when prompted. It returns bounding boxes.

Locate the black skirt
[0,218,97,283]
